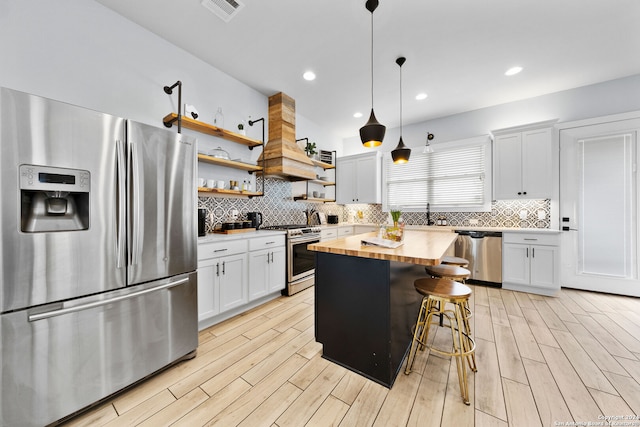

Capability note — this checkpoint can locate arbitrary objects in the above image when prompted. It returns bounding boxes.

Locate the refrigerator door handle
[130,142,142,266]
[116,139,127,269]
[28,277,189,322]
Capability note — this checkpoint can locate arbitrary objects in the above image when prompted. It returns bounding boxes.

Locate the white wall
[342,74,640,155]
[0,0,340,161]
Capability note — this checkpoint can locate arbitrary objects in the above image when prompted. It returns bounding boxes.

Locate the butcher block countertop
[308,230,458,266]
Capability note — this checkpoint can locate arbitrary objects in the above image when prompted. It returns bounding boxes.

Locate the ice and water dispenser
[20,165,90,232]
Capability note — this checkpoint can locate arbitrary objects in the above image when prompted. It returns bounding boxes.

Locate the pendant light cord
[370,11,374,108]
[399,61,402,136]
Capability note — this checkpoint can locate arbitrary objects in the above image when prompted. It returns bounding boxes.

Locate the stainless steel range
[262,225,321,295]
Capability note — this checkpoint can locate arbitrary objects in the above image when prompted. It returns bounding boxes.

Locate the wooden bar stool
[425,264,473,348]
[441,255,469,268]
[424,264,471,282]
[404,278,477,405]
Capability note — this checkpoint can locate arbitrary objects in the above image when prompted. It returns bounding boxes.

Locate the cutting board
[213,228,256,234]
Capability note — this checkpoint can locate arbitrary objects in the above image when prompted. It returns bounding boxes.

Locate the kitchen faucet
[426,203,435,225]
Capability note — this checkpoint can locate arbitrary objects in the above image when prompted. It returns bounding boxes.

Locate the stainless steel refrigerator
[0,87,198,426]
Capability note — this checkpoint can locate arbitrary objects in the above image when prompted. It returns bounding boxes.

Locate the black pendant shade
[360,109,385,147]
[391,136,411,163]
[360,0,385,147]
[392,56,411,164]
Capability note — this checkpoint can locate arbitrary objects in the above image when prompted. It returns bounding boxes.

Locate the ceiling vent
[201,0,245,22]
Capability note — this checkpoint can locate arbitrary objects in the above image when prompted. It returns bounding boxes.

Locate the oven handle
[289,236,321,245]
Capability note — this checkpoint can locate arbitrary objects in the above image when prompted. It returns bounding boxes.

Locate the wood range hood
[259,92,316,180]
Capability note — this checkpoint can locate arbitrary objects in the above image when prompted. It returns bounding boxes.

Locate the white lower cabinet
[249,246,286,300]
[502,232,559,295]
[218,253,248,312]
[198,233,285,329]
[197,258,220,321]
[197,239,248,323]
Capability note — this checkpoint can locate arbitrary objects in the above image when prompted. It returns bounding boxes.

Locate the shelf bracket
[248,117,265,150]
[163,81,182,133]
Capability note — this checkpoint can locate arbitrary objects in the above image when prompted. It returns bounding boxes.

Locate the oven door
[288,235,320,282]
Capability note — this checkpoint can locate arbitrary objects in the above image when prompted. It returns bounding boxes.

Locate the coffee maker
[247,212,262,229]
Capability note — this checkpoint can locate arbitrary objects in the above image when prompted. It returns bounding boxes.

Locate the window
[383,135,492,212]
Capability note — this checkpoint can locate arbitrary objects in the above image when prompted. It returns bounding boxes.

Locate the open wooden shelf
[308,179,336,187]
[293,196,336,203]
[198,187,263,198]
[310,158,335,170]
[163,113,263,148]
[197,153,263,173]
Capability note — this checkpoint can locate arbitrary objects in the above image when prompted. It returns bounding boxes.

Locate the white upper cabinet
[336,151,382,204]
[493,121,557,200]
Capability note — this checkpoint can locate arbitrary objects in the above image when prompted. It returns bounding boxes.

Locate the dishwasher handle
[455,230,502,238]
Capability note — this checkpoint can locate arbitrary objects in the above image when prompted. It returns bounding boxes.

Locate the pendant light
[359,0,386,147]
[391,57,411,164]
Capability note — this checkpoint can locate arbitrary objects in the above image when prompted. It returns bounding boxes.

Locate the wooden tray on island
[213,228,256,234]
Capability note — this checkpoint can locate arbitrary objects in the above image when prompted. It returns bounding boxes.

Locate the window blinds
[385,142,488,210]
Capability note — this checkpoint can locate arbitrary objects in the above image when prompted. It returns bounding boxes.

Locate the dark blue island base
[314,252,426,388]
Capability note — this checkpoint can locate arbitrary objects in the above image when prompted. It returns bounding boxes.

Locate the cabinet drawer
[355,225,378,234]
[199,240,247,260]
[320,229,338,241]
[249,235,285,251]
[503,232,559,246]
[338,226,354,237]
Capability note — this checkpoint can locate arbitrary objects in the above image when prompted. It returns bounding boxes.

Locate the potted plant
[384,209,405,242]
[237,122,246,135]
[304,141,317,158]
[390,209,402,226]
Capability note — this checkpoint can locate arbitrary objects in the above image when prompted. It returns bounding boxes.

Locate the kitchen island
[308,230,458,387]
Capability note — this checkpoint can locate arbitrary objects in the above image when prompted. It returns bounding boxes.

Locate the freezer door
[0,88,127,312]
[127,121,197,285]
[0,273,197,427]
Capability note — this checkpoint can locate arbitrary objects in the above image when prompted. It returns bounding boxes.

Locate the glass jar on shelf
[214,107,224,128]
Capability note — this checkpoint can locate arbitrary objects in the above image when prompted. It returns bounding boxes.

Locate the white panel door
[355,155,378,203]
[522,128,553,199]
[559,118,640,296]
[494,133,522,199]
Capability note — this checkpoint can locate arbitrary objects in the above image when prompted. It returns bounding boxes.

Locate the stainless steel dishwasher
[454,231,502,284]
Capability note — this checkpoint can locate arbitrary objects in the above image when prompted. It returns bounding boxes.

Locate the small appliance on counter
[198,208,207,236]
[247,211,263,229]
[316,212,327,225]
[327,214,339,224]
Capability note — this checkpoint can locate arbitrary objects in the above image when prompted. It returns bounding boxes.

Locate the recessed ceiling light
[416,93,428,100]
[505,66,523,76]
[303,71,316,81]
[353,112,363,118]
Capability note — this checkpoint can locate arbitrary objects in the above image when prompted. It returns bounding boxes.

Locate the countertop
[198,229,286,244]
[319,222,561,234]
[308,230,458,266]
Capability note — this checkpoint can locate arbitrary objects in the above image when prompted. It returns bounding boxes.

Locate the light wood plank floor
[62,285,640,427]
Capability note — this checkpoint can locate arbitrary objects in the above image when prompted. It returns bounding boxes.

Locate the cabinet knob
[517,192,522,195]
[523,191,527,195]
